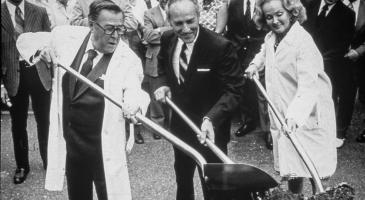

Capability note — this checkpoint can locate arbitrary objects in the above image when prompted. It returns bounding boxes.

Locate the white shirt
[318,0,336,16]
[243,0,255,19]
[6,0,25,27]
[79,38,103,72]
[343,0,360,23]
[172,28,199,83]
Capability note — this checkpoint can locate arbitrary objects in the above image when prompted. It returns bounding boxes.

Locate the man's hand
[37,46,58,69]
[244,63,259,79]
[123,104,140,124]
[344,49,360,62]
[1,85,11,107]
[154,86,171,103]
[199,117,215,145]
[285,118,298,133]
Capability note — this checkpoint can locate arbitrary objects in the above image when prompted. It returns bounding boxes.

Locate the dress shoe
[135,132,144,144]
[235,122,256,137]
[13,168,29,184]
[153,134,161,140]
[336,138,345,149]
[265,132,273,150]
[356,129,365,143]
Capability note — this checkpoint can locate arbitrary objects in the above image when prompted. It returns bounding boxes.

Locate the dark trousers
[239,81,259,127]
[325,59,357,137]
[174,137,227,200]
[9,62,50,170]
[66,154,107,200]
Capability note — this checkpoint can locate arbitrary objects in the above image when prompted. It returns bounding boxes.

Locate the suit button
[243,47,247,50]
[247,35,250,39]
[68,122,71,127]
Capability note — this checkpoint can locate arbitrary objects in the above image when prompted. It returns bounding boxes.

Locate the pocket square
[197,68,210,72]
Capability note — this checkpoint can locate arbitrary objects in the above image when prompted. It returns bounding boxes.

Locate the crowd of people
[1,0,364,199]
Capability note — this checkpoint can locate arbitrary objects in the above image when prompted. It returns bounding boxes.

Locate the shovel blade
[204,163,278,191]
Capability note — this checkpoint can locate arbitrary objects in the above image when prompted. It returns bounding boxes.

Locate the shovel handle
[165,97,234,164]
[57,64,208,169]
[252,75,324,193]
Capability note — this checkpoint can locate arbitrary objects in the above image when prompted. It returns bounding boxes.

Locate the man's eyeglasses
[91,21,126,35]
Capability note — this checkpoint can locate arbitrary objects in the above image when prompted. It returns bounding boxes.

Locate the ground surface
[1,103,364,200]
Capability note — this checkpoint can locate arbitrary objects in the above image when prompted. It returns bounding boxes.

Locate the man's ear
[88,19,94,31]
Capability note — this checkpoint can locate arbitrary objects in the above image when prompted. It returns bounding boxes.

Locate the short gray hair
[166,0,200,21]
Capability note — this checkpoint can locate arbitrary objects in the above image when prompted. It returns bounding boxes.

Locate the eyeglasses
[91,21,126,35]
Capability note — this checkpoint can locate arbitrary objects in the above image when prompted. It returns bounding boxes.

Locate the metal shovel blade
[204,163,278,191]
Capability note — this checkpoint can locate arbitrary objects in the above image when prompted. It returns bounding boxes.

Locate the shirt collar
[86,37,102,56]
[6,0,25,15]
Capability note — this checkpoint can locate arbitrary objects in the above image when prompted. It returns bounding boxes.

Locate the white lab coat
[251,22,337,179]
[17,25,149,199]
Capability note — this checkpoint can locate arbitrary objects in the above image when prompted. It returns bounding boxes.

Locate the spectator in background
[70,0,138,32]
[302,0,355,148]
[199,0,228,34]
[342,0,365,143]
[143,0,171,139]
[246,0,337,194]
[48,0,72,28]
[225,0,272,149]
[1,0,52,184]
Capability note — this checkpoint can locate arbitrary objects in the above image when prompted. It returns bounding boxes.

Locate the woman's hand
[285,118,298,133]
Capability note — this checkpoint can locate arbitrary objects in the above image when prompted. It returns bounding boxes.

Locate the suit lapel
[185,27,205,83]
[24,1,35,32]
[1,3,15,40]
[356,0,365,29]
[69,32,91,99]
[73,53,113,100]
[168,34,179,85]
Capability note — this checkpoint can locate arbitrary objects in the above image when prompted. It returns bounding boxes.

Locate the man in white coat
[17,0,149,199]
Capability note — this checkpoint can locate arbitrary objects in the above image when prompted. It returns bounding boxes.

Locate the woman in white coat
[245,0,337,194]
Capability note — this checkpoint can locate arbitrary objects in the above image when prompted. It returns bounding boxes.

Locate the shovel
[58,64,278,193]
[251,75,325,193]
[165,97,278,191]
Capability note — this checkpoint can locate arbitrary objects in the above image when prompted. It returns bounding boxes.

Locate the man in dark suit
[342,0,365,143]
[143,0,171,139]
[154,0,244,199]
[302,0,355,148]
[225,0,272,149]
[1,0,52,184]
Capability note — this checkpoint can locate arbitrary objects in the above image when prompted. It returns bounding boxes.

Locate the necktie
[14,6,24,40]
[347,0,354,10]
[179,43,188,84]
[244,0,251,20]
[316,3,329,27]
[80,49,98,77]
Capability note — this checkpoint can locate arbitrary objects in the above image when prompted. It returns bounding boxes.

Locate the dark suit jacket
[352,0,365,59]
[303,0,355,63]
[225,0,266,68]
[155,27,244,143]
[1,1,52,97]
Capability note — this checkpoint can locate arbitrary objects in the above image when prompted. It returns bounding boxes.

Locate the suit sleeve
[206,42,245,127]
[153,33,169,91]
[41,7,52,32]
[143,10,171,45]
[120,2,139,32]
[70,0,89,26]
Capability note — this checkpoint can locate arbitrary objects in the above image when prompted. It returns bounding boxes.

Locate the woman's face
[262,0,292,36]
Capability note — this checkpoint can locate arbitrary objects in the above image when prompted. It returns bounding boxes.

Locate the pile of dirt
[261,182,355,200]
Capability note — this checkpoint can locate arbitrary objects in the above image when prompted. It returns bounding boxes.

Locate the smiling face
[262,0,292,37]
[168,0,199,44]
[90,10,124,54]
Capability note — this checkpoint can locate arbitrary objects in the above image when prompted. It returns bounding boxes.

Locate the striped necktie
[14,6,24,40]
[179,43,188,84]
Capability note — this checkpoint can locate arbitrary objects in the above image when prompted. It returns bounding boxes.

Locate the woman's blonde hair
[253,0,307,30]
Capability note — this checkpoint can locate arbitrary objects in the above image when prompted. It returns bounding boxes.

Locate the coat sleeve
[143,10,171,45]
[206,42,245,127]
[285,36,322,127]
[153,33,169,91]
[69,0,89,26]
[250,38,266,72]
[123,55,150,115]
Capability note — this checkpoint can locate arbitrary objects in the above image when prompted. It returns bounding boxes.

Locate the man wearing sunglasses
[16,0,149,199]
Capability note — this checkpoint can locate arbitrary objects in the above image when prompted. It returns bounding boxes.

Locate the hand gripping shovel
[58,64,277,194]
[251,76,325,193]
[165,97,278,191]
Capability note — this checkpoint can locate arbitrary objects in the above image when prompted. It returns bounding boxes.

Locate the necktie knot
[322,3,329,12]
[87,49,98,61]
